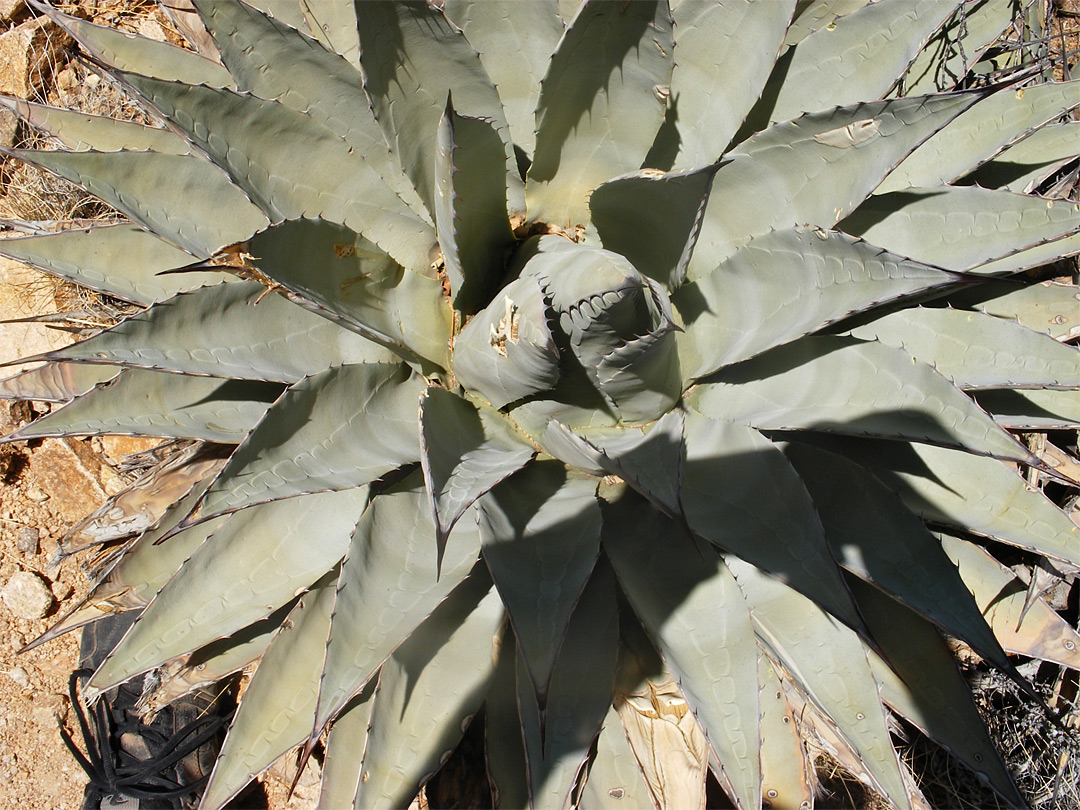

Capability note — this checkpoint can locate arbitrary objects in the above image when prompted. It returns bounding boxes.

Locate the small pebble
[50,580,73,601]
[7,666,29,689]
[16,527,39,555]
[23,485,49,503]
[1,571,54,620]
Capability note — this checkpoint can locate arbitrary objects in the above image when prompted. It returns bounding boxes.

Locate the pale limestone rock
[0,17,72,97]
[2,570,52,619]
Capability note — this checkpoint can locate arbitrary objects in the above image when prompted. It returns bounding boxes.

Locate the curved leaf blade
[853,577,1025,808]
[528,0,674,229]
[55,281,396,383]
[199,574,337,810]
[38,3,234,87]
[690,93,976,276]
[785,441,1014,675]
[848,307,1080,389]
[355,1,522,218]
[89,486,369,694]
[518,561,618,810]
[590,165,719,288]
[676,227,958,379]
[809,437,1080,566]
[250,219,451,372]
[479,461,601,707]
[0,361,118,402]
[353,573,503,810]
[0,224,217,305]
[200,363,424,517]
[664,0,796,169]
[880,79,1080,192]
[764,0,954,124]
[840,186,1080,273]
[441,0,564,162]
[691,336,1037,465]
[435,100,516,314]
[420,387,536,554]
[313,473,483,741]
[5,368,280,443]
[193,0,428,221]
[452,275,561,409]
[3,149,270,259]
[0,96,190,154]
[119,74,437,273]
[55,281,393,381]
[680,412,862,631]
[728,557,909,810]
[600,489,760,810]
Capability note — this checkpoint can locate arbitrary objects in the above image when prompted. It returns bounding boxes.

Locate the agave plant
[2,0,1080,807]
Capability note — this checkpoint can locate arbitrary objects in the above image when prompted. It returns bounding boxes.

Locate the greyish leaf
[250,219,451,373]
[4,368,280,444]
[880,80,1080,192]
[36,3,234,87]
[962,122,1080,193]
[451,275,561,409]
[0,362,118,402]
[518,561,618,810]
[690,93,976,276]
[318,692,374,810]
[727,557,910,810]
[601,488,760,810]
[852,577,1025,808]
[198,573,338,810]
[975,388,1080,430]
[0,224,218,305]
[579,705,655,810]
[663,0,796,169]
[757,655,815,810]
[948,279,1080,341]
[840,186,1080,273]
[118,74,437,273]
[847,307,1080,389]
[596,327,682,424]
[193,0,428,221]
[784,441,1016,676]
[353,573,503,810]
[808,437,1080,567]
[441,0,564,162]
[53,281,397,383]
[89,487,369,695]
[0,97,190,154]
[691,336,1038,465]
[478,461,601,708]
[680,411,863,631]
[199,363,424,517]
[541,409,683,518]
[2,149,270,260]
[528,0,674,230]
[761,0,955,125]
[313,472,483,742]
[590,164,720,288]
[355,1,522,218]
[435,100,516,314]
[419,387,536,556]
[676,227,958,380]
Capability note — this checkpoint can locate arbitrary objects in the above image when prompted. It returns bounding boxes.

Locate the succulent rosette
[2,1,1080,808]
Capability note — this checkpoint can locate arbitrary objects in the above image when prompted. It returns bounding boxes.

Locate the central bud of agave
[453,235,681,423]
